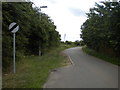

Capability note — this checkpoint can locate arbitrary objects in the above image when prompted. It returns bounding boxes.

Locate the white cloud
[32,0,103,41]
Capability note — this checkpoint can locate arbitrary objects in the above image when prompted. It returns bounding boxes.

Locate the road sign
[9,22,19,73]
[40,6,47,8]
[9,22,19,33]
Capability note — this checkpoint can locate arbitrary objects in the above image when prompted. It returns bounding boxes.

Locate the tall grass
[82,46,120,66]
[3,44,72,88]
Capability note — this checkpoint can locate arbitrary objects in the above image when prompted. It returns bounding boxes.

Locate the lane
[44,47,118,88]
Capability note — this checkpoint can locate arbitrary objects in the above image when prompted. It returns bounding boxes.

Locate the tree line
[63,40,84,46]
[2,2,61,72]
[81,2,120,57]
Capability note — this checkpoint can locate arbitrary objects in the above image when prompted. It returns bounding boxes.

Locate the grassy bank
[82,46,120,66]
[3,44,72,88]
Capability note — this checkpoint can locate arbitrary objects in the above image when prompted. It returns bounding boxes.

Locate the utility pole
[64,34,66,42]
[39,6,47,56]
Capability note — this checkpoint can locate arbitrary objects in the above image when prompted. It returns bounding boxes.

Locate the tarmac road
[44,47,118,88]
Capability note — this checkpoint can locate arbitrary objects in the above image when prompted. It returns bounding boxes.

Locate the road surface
[44,47,118,88]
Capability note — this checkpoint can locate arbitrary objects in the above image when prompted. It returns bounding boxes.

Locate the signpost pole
[9,22,19,73]
[13,33,16,73]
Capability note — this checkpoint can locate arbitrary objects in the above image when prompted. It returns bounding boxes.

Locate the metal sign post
[13,33,16,73]
[9,22,19,73]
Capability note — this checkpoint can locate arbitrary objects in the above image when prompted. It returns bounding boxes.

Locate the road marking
[68,55,74,65]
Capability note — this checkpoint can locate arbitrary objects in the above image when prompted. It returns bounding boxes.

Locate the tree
[81,2,120,56]
[2,2,61,72]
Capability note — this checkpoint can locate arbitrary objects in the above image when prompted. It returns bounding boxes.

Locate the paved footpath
[44,47,118,88]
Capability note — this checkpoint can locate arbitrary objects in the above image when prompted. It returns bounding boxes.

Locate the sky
[32,0,104,42]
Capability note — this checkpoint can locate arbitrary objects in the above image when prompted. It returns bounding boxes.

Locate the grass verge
[3,44,73,88]
[82,46,120,66]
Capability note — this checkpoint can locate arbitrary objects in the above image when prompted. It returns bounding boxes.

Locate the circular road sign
[9,22,19,33]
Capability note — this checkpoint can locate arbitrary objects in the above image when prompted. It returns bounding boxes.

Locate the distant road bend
[44,47,118,88]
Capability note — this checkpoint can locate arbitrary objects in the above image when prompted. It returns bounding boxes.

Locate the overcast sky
[32,0,103,42]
